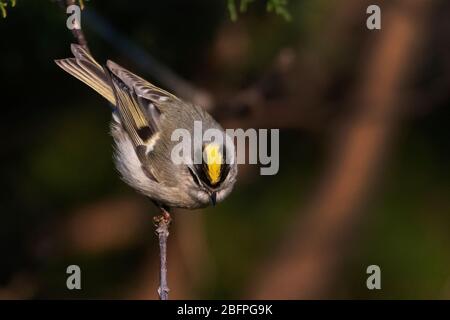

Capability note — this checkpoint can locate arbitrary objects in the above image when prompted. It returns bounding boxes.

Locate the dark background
[0,0,449,299]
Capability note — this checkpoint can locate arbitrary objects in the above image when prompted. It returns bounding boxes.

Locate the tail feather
[55,44,115,104]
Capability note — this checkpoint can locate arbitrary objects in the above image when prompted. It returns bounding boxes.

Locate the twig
[58,0,91,54]
[154,211,171,300]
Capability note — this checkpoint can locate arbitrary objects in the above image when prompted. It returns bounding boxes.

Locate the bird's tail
[55,44,115,105]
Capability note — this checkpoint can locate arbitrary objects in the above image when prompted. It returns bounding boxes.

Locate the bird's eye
[188,167,201,186]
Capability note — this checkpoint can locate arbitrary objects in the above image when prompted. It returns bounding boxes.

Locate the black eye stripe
[188,167,201,186]
[196,163,230,188]
[190,143,232,188]
[220,163,230,183]
[195,163,210,186]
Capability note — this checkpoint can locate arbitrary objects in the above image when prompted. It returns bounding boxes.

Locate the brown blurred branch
[249,0,435,299]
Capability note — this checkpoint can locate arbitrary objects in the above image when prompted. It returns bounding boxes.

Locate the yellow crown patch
[204,144,223,185]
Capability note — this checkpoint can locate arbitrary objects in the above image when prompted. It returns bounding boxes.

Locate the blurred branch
[81,7,310,125]
[78,6,327,131]
[249,0,434,299]
[216,47,324,130]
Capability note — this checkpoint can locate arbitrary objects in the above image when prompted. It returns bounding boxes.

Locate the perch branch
[154,211,171,300]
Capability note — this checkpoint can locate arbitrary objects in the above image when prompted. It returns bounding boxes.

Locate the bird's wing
[55,44,115,104]
[103,62,162,152]
[105,60,180,106]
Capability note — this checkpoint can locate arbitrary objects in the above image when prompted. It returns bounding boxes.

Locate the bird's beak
[210,192,217,206]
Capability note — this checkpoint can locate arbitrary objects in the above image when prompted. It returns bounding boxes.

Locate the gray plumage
[55,44,237,209]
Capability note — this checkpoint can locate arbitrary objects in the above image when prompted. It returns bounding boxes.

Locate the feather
[106,60,179,105]
[103,65,159,151]
[55,44,115,104]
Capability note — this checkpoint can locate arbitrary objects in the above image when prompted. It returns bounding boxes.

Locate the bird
[55,44,237,216]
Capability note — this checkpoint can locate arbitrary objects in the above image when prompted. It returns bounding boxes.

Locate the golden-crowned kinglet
[55,44,237,210]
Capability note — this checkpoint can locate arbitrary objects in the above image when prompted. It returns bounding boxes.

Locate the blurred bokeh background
[0,0,449,299]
